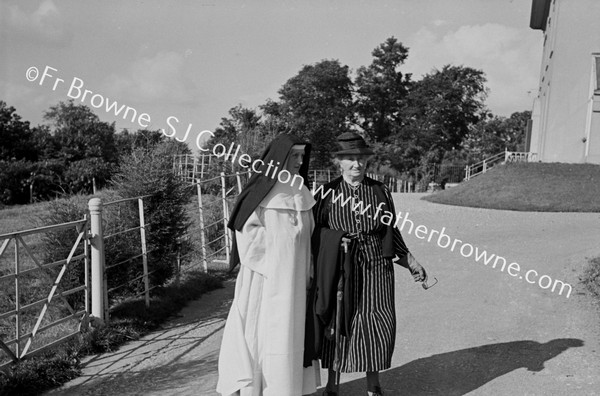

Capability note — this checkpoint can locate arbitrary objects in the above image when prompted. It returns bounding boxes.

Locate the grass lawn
[0,201,50,235]
[423,162,600,212]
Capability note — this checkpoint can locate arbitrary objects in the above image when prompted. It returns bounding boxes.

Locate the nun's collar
[259,180,315,211]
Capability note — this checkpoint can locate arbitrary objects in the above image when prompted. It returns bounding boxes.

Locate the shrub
[582,257,600,298]
[0,160,35,205]
[37,191,119,308]
[110,143,192,289]
[0,351,81,396]
[197,193,226,254]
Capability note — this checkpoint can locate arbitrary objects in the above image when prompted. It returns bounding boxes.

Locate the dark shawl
[227,134,312,270]
[304,227,354,366]
[314,176,409,260]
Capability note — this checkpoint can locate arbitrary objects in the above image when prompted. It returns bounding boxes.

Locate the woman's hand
[407,253,427,282]
[409,262,426,282]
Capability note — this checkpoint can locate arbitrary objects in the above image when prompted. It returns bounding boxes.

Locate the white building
[528,0,600,164]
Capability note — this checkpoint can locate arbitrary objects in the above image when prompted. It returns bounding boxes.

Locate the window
[595,56,600,92]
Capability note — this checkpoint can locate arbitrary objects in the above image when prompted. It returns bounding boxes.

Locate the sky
[0,0,543,150]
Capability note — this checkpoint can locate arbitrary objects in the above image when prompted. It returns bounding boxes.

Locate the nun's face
[338,154,370,179]
[284,146,305,174]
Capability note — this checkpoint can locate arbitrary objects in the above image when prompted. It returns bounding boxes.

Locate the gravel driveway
[47,194,600,395]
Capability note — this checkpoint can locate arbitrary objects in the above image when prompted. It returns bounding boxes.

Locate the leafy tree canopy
[43,100,118,164]
[0,101,36,161]
[355,37,412,142]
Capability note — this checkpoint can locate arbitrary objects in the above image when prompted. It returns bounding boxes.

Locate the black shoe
[322,390,337,396]
[367,386,384,395]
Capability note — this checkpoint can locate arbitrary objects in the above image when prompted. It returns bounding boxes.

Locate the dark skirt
[320,243,396,373]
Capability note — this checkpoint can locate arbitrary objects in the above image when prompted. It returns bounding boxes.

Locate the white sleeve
[235,208,268,276]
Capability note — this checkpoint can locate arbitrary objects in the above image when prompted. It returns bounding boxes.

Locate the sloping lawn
[0,201,50,235]
[423,162,600,212]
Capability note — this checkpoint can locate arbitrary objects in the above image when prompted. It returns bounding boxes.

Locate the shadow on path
[60,351,220,396]
[338,338,583,396]
[46,281,236,395]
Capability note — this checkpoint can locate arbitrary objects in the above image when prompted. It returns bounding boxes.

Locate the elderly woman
[217,134,320,396]
[312,132,426,396]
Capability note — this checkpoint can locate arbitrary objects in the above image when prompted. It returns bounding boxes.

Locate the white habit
[216,181,320,396]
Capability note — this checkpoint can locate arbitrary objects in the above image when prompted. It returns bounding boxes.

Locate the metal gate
[0,218,90,369]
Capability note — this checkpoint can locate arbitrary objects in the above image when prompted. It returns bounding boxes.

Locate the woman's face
[284,145,305,174]
[338,154,369,179]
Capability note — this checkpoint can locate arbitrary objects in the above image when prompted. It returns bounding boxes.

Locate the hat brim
[333,148,374,156]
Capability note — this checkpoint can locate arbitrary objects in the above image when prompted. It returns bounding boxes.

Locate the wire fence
[177,171,251,274]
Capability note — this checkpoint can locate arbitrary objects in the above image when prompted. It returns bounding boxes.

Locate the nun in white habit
[217,134,320,396]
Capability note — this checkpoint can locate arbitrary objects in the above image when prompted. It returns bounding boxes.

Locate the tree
[461,110,531,161]
[114,129,187,160]
[44,100,118,164]
[355,37,412,142]
[211,105,265,160]
[504,111,531,152]
[0,101,36,161]
[398,65,488,169]
[0,103,53,204]
[42,100,119,193]
[265,59,354,167]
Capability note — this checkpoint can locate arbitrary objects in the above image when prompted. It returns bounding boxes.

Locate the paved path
[47,194,600,395]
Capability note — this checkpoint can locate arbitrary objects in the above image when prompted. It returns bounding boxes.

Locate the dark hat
[333,132,374,156]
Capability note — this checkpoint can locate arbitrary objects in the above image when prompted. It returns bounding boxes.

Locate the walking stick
[333,239,349,391]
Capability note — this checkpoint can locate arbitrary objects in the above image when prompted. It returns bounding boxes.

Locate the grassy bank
[423,162,600,212]
[0,201,49,235]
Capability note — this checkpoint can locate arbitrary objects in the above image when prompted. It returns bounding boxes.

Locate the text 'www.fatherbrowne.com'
[311,184,573,298]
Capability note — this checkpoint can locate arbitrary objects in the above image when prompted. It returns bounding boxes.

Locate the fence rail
[465,150,538,180]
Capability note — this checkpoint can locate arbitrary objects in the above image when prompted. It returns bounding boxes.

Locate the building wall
[530,0,600,164]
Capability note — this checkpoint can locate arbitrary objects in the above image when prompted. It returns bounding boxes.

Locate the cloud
[1,0,71,46]
[404,23,543,116]
[104,51,198,105]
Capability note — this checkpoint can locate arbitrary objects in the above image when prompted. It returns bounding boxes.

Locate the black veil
[227,134,312,269]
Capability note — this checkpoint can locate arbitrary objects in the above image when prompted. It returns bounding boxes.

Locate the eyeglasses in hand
[422,275,438,290]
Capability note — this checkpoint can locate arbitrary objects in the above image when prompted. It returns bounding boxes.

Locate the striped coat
[314,176,409,373]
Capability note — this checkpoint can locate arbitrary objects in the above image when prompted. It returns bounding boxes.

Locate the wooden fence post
[88,198,106,324]
[196,179,208,272]
[200,154,205,179]
[84,214,90,314]
[138,198,150,308]
[220,173,231,263]
[14,236,21,358]
[192,156,198,181]
[184,155,189,182]
[236,172,243,193]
